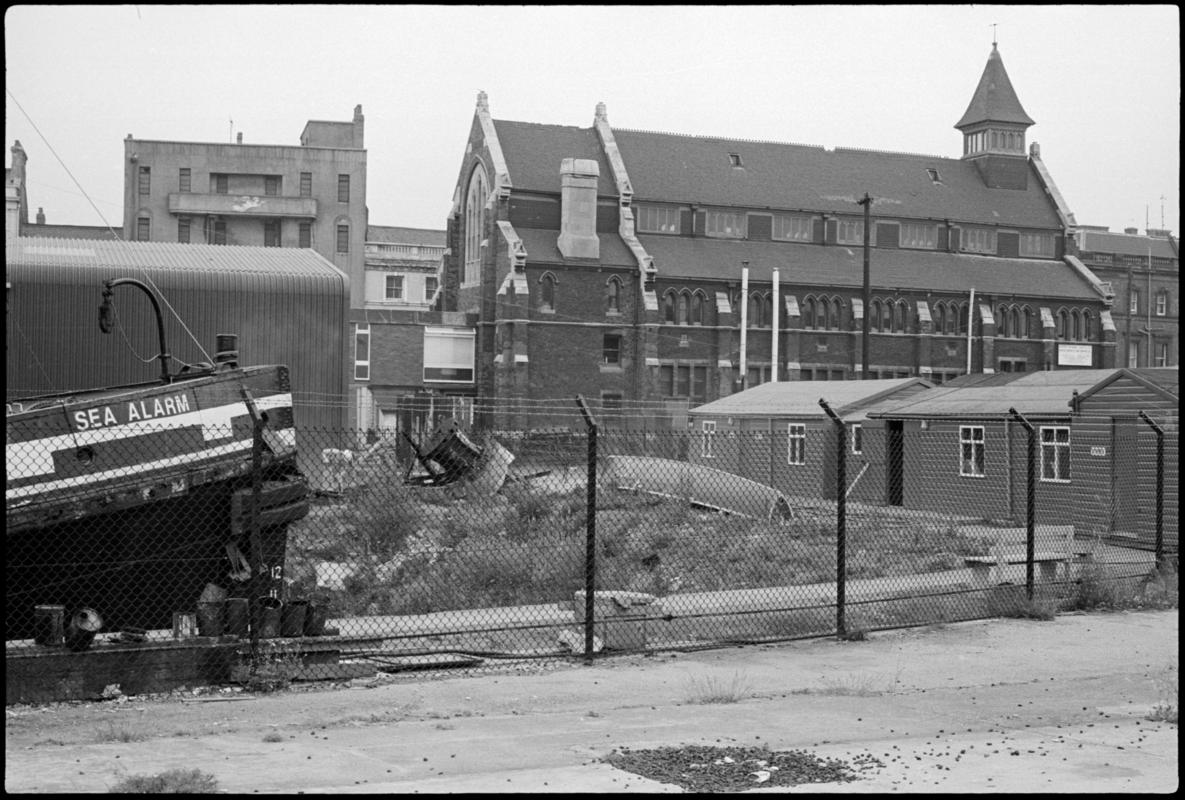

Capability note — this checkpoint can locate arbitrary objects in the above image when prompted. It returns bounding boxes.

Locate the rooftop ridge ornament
[476,90,489,113]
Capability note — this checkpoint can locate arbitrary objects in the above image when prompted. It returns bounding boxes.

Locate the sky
[4,4,1180,236]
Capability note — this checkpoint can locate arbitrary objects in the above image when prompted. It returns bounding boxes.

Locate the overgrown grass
[242,648,303,694]
[685,671,751,704]
[988,585,1060,621]
[108,768,219,793]
[96,722,146,744]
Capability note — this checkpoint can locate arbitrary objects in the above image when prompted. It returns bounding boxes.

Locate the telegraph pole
[858,193,873,379]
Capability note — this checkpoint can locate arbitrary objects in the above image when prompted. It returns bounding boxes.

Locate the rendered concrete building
[440,45,1117,431]
[122,106,368,307]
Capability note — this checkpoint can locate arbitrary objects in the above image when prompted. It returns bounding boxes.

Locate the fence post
[576,396,598,664]
[819,399,846,638]
[241,389,267,647]
[1008,408,1036,600]
[1137,411,1165,568]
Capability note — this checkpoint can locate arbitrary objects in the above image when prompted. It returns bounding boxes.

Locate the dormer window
[926,168,942,184]
[728,153,743,168]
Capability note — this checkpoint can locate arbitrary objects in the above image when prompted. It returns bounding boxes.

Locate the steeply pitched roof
[870,369,1119,419]
[366,225,446,246]
[6,236,345,278]
[611,129,1059,227]
[689,377,930,418]
[514,226,637,268]
[635,235,1100,299]
[955,44,1035,129]
[490,120,617,196]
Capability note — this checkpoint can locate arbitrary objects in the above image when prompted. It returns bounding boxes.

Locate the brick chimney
[557,158,600,260]
[10,140,28,225]
[1124,227,1139,235]
[353,104,365,148]
[36,207,45,224]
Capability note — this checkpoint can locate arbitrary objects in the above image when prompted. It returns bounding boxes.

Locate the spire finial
[991,23,997,48]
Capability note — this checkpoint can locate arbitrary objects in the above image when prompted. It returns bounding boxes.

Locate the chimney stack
[36,207,45,225]
[236,132,243,144]
[557,158,600,260]
[1124,227,1139,235]
[353,104,365,148]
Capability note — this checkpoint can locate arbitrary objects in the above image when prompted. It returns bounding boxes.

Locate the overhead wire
[7,88,213,365]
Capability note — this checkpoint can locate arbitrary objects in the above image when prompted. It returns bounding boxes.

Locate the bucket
[280,600,308,637]
[33,605,66,646]
[196,601,226,637]
[64,608,103,652]
[303,599,330,637]
[225,598,249,637]
[254,597,282,639]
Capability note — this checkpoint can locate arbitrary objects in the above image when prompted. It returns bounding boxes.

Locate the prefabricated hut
[687,378,932,504]
[1070,367,1179,551]
[866,369,1130,528]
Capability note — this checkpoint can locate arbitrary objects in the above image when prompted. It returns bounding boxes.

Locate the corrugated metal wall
[6,249,350,477]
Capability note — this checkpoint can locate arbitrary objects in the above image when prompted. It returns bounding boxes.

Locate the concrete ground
[5,610,1177,794]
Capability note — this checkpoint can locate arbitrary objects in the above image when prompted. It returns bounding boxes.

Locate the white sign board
[1057,343,1094,367]
[1090,446,1107,457]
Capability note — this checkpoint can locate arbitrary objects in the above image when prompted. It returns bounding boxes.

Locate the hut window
[701,420,717,458]
[959,425,985,477]
[1040,427,1071,482]
[787,423,806,466]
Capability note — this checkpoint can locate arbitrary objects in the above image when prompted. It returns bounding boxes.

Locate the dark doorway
[886,420,904,506]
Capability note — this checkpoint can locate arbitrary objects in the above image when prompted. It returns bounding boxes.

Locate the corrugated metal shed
[6,237,350,437]
[689,378,931,419]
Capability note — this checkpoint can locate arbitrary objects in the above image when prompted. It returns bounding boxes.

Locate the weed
[108,768,219,793]
[1146,661,1178,725]
[244,649,302,694]
[262,731,284,743]
[1061,564,1123,611]
[685,671,751,704]
[987,585,1058,620]
[96,722,146,744]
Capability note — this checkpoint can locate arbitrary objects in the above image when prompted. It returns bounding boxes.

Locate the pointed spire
[955,44,1034,130]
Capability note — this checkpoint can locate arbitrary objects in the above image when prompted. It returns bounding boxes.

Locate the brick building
[1072,226,1178,369]
[440,45,1117,431]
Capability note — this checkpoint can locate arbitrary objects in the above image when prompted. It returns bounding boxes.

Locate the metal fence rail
[5,404,1178,701]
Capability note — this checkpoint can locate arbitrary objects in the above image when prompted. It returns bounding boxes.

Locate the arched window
[1056,309,1068,340]
[663,290,677,324]
[830,298,842,330]
[464,165,488,286]
[1070,309,1081,341]
[996,306,1008,337]
[804,297,817,330]
[539,273,556,312]
[761,294,773,328]
[870,300,882,332]
[748,293,763,328]
[1008,307,1020,339]
[958,303,969,335]
[816,298,827,330]
[891,300,905,332]
[690,291,705,325]
[934,302,946,335]
[1022,306,1033,339]
[676,291,689,325]
[606,277,621,314]
[1082,310,1092,341]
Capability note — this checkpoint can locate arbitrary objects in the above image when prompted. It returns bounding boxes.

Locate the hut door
[886,421,904,506]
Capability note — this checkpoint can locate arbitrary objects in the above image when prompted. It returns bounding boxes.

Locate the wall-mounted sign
[1090,446,1107,457]
[1057,343,1094,367]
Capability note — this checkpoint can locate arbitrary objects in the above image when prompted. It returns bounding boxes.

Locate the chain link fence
[6,401,1178,701]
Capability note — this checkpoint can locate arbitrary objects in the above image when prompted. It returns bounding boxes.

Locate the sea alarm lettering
[72,393,191,431]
